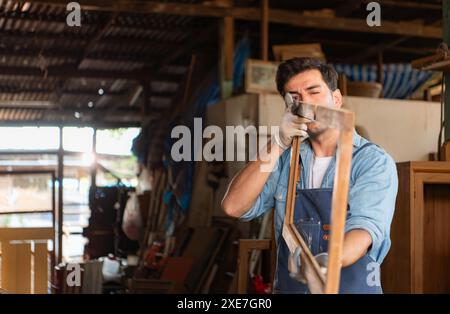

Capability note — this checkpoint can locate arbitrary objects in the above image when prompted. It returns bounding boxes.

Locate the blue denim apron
[274,143,383,294]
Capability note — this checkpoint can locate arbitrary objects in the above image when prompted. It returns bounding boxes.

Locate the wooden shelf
[382,161,450,293]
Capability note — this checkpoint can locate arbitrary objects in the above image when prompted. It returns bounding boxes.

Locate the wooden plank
[381,0,441,10]
[282,137,326,293]
[1,242,17,292]
[34,242,49,294]
[325,129,354,294]
[0,228,54,241]
[281,105,355,294]
[16,243,32,294]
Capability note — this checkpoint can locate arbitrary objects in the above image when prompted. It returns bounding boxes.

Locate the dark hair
[275,57,338,96]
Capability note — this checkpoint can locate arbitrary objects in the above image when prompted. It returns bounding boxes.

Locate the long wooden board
[282,105,355,294]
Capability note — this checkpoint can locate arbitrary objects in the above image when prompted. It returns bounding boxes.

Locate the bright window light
[63,127,94,153]
[0,127,59,150]
[96,128,140,156]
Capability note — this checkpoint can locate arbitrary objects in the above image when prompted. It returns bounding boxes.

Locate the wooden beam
[224,16,234,80]
[0,118,142,128]
[376,0,441,11]
[0,88,123,97]
[347,37,409,63]
[0,65,181,82]
[270,11,441,39]
[261,0,269,61]
[0,65,137,80]
[444,0,450,141]
[0,47,164,65]
[219,15,233,99]
[242,29,437,56]
[0,228,54,241]
[347,17,442,62]
[32,0,442,39]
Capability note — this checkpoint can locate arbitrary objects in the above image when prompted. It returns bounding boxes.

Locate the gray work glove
[273,108,310,150]
[288,247,328,290]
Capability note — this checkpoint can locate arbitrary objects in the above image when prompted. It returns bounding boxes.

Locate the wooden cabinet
[382,162,450,293]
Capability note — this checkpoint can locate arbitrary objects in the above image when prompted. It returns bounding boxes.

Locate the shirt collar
[300,128,362,155]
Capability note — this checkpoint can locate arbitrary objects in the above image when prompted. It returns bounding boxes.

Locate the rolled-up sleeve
[239,159,282,221]
[346,149,398,263]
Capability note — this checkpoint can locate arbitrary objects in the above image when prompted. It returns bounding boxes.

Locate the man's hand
[288,247,328,288]
[274,109,310,150]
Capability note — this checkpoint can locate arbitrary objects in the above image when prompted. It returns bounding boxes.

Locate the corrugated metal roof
[0,0,213,125]
[0,0,441,125]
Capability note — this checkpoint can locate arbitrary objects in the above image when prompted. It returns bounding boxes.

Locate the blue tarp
[332,63,433,99]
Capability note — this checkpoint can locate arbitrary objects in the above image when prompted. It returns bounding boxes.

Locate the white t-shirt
[308,155,333,189]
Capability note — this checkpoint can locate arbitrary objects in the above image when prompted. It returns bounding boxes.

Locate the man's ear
[332,89,343,109]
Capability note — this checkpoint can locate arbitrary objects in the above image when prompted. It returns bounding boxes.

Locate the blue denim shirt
[240,131,398,264]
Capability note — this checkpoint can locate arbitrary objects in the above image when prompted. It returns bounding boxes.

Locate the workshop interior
[0,0,449,295]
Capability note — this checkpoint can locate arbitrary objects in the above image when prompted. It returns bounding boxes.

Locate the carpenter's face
[284,69,342,135]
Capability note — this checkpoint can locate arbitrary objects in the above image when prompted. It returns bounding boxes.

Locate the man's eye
[310,91,320,95]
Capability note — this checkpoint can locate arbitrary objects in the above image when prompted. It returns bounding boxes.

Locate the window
[0,127,59,150]
[96,128,140,187]
[63,127,94,153]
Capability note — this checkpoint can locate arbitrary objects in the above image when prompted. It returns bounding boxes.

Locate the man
[221,58,398,294]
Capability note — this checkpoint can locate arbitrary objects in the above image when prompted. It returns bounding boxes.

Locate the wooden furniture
[236,239,271,293]
[282,103,355,294]
[382,162,450,293]
[0,227,54,294]
[440,141,450,161]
